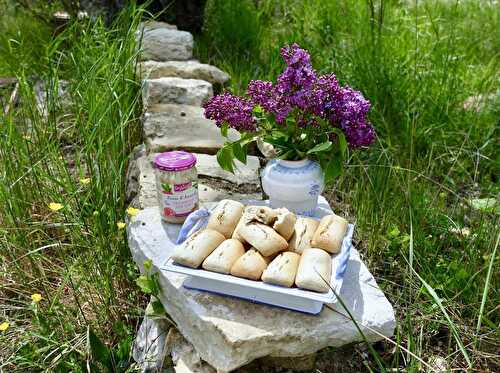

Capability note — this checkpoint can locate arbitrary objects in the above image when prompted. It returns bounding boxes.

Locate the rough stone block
[136,26,193,61]
[142,78,213,109]
[138,60,230,86]
[127,205,396,372]
[142,104,238,154]
[132,312,170,372]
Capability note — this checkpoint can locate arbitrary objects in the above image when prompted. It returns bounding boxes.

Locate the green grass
[0,0,498,371]
[0,2,145,371]
[197,0,499,370]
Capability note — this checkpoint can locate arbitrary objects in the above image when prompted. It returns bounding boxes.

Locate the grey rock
[462,90,499,112]
[132,312,171,372]
[138,61,230,86]
[142,78,213,109]
[138,21,177,32]
[136,27,193,61]
[142,104,238,154]
[127,205,396,372]
[165,328,216,373]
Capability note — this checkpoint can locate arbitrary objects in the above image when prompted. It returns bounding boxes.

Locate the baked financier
[311,213,348,254]
[261,251,301,287]
[230,249,268,280]
[272,208,296,240]
[295,248,332,293]
[244,205,278,225]
[238,222,288,256]
[202,239,245,274]
[289,217,320,254]
[172,229,225,268]
[207,200,245,238]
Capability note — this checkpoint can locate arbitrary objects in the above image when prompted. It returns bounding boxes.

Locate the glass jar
[154,151,199,224]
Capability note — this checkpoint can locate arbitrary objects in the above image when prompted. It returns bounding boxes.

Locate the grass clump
[198,0,499,370]
[0,2,145,371]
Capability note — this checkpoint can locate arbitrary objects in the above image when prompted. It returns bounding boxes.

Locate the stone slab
[136,27,193,61]
[142,104,239,154]
[132,310,170,372]
[142,78,213,109]
[138,61,230,86]
[126,151,262,209]
[127,205,396,372]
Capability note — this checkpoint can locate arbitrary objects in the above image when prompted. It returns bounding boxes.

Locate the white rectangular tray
[161,198,353,314]
[162,222,354,315]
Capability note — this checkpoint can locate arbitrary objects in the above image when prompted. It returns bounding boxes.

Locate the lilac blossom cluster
[203,43,375,148]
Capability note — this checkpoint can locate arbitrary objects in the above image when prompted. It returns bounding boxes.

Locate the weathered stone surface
[142,104,238,154]
[462,90,499,112]
[137,27,193,61]
[125,151,262,209]
[166,328,216,373]
[138,21,177,32]
[127,204,396,372]
[132,312,170,372]
[138,61,230,86]
[142,78,213,109]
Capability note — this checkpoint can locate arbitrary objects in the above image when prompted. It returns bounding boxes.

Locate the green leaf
[332,128,348,156]
[136,275,154,294]
[232,142,247,164]
[216,145,235,173]
[220,123,229,138]
[89,329,112,371]
[324,152,343,183]
[307,141,332,154]
[143,259,152,272]
[252,105,263,114]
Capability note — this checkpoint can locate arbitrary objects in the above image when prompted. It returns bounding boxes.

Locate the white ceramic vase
[261,159,325,216]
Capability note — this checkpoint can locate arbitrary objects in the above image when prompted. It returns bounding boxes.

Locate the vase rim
[276,158,310,168]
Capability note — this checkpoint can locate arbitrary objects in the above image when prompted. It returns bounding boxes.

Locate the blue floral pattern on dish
[309,183,320,196]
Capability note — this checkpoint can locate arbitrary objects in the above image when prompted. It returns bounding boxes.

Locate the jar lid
[154,151,197,172]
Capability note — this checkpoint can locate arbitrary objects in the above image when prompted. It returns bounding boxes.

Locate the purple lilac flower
[203,93,256,132]
[247,80,275,112]
[276,44,317,110]
[341,118,376,148]
[311,73,341,117]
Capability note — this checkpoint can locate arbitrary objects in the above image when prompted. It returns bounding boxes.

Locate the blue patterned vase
[261,159,324,216]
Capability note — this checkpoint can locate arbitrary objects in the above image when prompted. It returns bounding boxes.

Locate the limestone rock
[125,151,262,209]
[127,205,396,372]
[142,78,213,109]
[138,61,230,86]
[462,90,499,112]
[142,104,237,154]
[166,328,216,373]
[138,21,177,32]
[137,26,193,61]
[132,313,170,372]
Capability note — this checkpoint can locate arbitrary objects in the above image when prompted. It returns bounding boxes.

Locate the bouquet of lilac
[204,44,375,183]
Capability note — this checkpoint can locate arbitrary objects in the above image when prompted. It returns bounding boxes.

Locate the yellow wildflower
[0,322,9,331]
[31,293,42,303]
[117,221,126,229]
[126,207,140,216]
[22,135,31,140]
[80,178,91,185]
[92,211,99,216]
[48,202,64,211]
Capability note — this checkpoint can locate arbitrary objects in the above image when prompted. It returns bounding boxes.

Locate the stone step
[127,203,396,372]
[126,149,262,209]
[142,78,213,109]
[142,104,238,154]
[138,60,230,86]
[136,22,193,62]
